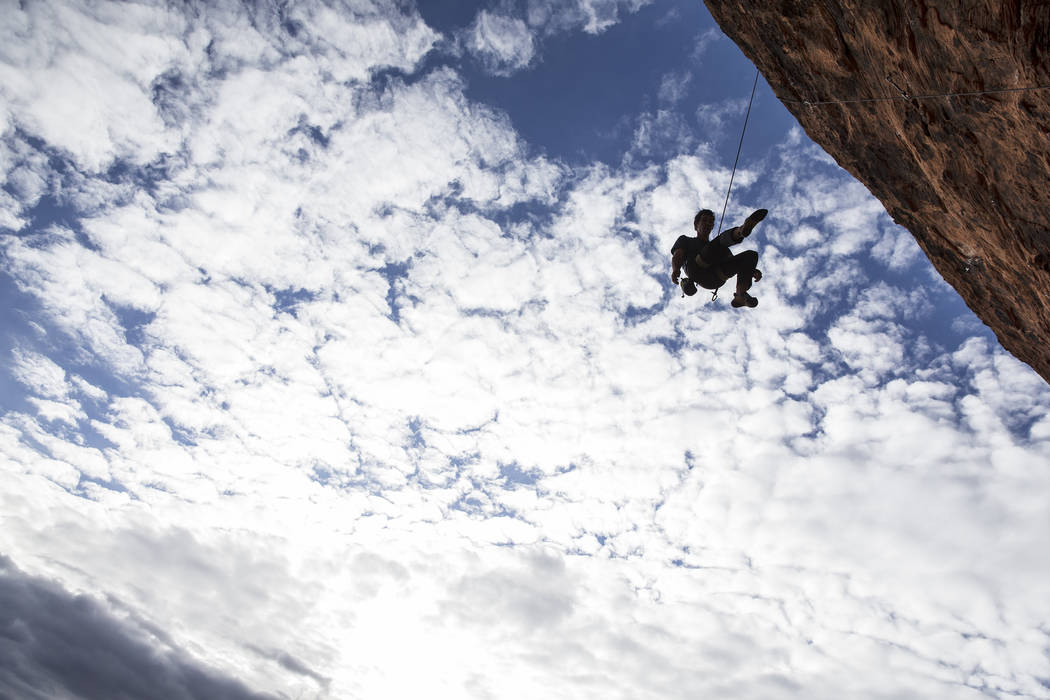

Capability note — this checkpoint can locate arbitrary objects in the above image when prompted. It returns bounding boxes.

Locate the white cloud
[0,190,24,230]
[11,349,70,399]
[0,0,439,174]
[2,2,1050,699]
[0,2,186,172]
[871,219,924,269]
[457,0,653,76]
[696,98,746,144]
[658,69,692,105]
[688,26,723,62]
[4,232,150,377]
[822,193,889,257]
[26,397,83,426]
[463,10,536,76]
[630,109,696,160]
[527,0,652,36]
[281,1,439,83]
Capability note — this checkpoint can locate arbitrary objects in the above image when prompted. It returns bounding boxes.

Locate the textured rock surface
[705,0,1050,384]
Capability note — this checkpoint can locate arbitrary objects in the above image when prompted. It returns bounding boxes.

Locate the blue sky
[426,1,798,166]
[2,1,1050,699]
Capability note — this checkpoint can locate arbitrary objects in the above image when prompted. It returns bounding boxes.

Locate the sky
[2,1,1050,698]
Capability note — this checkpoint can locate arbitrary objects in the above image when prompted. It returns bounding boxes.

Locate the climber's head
[693,209,715,239]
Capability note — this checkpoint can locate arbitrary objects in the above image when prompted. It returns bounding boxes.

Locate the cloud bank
[2,1,1049,699]
[0,557,276,700]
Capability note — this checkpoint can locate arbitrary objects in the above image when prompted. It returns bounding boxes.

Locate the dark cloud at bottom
[0,556,274,700]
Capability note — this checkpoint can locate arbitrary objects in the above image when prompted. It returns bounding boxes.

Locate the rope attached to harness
[707,67,761,303]
[716,67,760,237]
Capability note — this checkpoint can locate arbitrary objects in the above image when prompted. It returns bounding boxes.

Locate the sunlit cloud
[2,1,1049,699]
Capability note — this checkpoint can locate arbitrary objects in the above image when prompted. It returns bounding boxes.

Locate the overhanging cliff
[705,0,1050,384]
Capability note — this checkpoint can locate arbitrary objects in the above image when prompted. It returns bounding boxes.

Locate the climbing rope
[703,68,761,303]
[782,83,1050,108]
[716,67,760,236]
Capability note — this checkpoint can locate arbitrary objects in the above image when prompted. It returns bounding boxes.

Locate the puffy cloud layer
[2,1,1050,699]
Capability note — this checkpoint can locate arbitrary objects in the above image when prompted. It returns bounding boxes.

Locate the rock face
[705,0,1050,384]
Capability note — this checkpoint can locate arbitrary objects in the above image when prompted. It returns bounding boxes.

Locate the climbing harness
[693,256,731,302]
[709,67,761,302]
[785,82,1050,108]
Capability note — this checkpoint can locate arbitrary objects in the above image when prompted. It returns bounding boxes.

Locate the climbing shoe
[745,208,768,226]
[735,209,767,241]
[731,292,758,308]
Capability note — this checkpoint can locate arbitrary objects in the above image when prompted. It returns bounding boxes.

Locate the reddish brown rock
[705,0,1050,384]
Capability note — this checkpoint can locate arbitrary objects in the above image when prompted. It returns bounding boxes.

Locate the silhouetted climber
[670,208,767,307]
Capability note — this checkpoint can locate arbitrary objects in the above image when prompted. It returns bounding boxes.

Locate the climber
[670,208,767,307]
